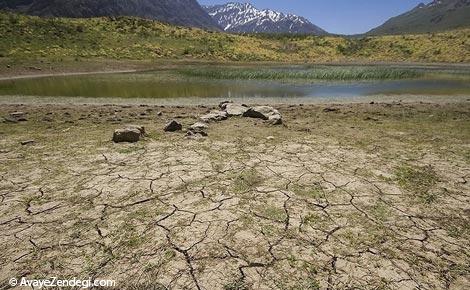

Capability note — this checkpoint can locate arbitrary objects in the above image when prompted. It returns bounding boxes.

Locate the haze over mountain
[203,2,327,35]
[368,0,470,35]
[0,0,221,30]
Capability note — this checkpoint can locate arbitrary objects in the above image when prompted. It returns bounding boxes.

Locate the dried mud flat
[0,101,469,290]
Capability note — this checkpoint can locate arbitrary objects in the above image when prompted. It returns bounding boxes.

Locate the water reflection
[0,73,469,99]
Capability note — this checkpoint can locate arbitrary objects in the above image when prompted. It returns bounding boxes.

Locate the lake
[1,69,469,101]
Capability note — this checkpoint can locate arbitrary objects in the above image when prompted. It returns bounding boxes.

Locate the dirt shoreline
[0,69,138,81]
[1,94,469,107]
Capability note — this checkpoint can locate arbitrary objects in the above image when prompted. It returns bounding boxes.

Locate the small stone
[157,111,163,116]
[9,111,27,122]
[323,107,340,113]
[266,136,275,140]
[186,130,208,139]
[107,116,122,123]
[113,128,141,143]
[3,116,18,123]
[190,122,209,131]
[187,122,209,137]
[164,120,182,132]
[21,140,35,146]
[219,100,233,110]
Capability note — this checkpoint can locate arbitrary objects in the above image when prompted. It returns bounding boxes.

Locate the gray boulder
[200,111,228,122]
[113,128,141,143]
[268,114,283,125]
[224,103,249,116]
[126,124,146,136]
[164,120,182,132]
[243,106,283,125]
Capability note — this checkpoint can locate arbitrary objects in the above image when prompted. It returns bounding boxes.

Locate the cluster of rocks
[113,102,283,143]
[201,101,283,125]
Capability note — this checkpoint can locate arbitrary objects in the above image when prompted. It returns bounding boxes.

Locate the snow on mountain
[203,2,327,35]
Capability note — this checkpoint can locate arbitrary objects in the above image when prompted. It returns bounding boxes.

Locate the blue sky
[199,0,433,35]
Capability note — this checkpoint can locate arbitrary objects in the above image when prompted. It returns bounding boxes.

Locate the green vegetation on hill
[0,12,469,63]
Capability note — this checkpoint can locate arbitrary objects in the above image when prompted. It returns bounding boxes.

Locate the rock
[8,112,27,122]
[126,125,146,136]
[190,122,209,131]
[3,116,18,123]
[243,106,283,125]
[21,140,35,146]
[266,136,275,140]
[200,111,228,122]
[364,117,379,122]
[268,114,283,125]
[187,122,209,137]
[186,130,208,139]
[156,111,163,116]
[323,107,340,113]
[219,100,233,110]
[243,106,278,120]
[113,128,141,143]
[224,103,249,117]
[107,116,122,123]
[164,120,182,132]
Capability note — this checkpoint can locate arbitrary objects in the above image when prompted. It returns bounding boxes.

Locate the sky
[198,0,433,35]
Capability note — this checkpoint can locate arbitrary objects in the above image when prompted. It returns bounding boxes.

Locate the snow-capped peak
[203,2,327,35]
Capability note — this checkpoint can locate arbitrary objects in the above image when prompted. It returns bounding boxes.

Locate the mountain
[203,2,327,35]
[0,0,220,30]
[367,0,470,35]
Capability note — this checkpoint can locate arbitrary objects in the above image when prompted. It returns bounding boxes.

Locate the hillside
[368,0,470,35]
[0,0,220,30]
[204,2,327,35]
[0,12,468,63]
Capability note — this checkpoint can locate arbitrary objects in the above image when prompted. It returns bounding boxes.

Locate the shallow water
[0,71,469,99]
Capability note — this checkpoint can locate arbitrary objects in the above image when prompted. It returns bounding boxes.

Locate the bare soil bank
[0,102,469,289]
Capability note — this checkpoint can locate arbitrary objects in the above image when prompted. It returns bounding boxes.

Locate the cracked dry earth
[0,102,469,290]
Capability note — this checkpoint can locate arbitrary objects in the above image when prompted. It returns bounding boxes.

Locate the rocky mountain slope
[0,0,220,30]
[203,2,327,35]
[368,0,470,35]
